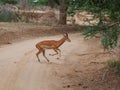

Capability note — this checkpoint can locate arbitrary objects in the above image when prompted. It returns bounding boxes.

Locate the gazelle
[35,33,71,62]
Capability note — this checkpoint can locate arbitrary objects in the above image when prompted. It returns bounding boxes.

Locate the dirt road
[0,33,117,90]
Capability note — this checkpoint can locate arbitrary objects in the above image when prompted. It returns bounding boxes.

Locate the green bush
[1,0,18,4]
[107,60,120,75]
[83,21,119,50]
[32,0,48,6]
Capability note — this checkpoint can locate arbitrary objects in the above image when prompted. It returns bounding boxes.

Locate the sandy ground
[0,32,120,90]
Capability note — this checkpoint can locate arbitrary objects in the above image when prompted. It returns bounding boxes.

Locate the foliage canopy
[0,0,18,4]
[68,0,120,49]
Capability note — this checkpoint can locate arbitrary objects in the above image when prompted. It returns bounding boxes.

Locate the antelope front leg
[49,48,61,59]
[56,49,61,59]
[57,48,61,57]
[49,49,59,56]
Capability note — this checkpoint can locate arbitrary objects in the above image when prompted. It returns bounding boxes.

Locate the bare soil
[0,22,120,90]
[0,22,80,45]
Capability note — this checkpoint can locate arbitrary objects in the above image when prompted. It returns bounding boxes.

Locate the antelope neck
[57,37,66,47]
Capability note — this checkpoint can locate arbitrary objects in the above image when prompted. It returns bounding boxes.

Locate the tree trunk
[59,0,67,25]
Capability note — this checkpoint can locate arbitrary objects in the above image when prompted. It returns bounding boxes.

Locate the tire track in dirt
[2,49,62,90]
[3,50,34,90]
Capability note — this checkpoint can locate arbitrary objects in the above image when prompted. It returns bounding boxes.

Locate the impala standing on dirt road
[35,33,71,62]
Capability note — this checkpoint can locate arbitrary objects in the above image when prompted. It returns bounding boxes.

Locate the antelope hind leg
[36,51,41,62]
[43,50,50,62]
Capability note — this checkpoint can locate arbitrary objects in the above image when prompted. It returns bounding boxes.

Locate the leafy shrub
[32,0,48,6]
[0,7,18,22]
[83,21,119,50]
[107,60,120,75]
[1,0,18,4]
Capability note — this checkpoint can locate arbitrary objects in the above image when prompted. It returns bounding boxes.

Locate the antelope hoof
[49,54,54,56]
[38,59,40,63]
[56,57,60,60]
[47,60,50,62]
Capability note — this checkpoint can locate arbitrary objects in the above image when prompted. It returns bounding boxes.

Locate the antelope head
[63,33,71,42]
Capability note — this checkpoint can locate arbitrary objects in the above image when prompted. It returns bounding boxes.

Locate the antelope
[35,33,71,62]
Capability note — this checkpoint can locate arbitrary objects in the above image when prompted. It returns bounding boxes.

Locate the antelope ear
[63,33,68,37]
